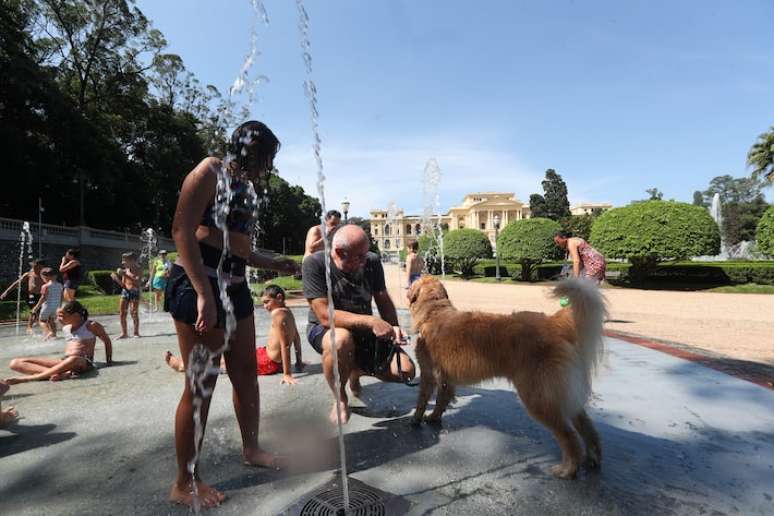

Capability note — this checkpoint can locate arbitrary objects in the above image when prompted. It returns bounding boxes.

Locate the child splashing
[5,301,113,384]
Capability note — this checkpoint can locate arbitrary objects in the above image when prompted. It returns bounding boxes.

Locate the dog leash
[387,337,419,387]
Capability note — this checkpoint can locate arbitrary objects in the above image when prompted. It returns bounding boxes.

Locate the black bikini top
[200,173,259,235]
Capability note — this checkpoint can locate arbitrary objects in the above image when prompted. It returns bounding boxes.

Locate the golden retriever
[407,276,606,479]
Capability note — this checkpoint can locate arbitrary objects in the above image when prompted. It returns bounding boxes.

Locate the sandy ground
[377,264,774,366]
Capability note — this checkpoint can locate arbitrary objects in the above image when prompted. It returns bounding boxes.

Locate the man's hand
[281,374,300,385]
[393,326,408,345]
[371,317,395,340]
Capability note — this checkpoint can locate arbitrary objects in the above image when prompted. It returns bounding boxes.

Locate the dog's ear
[407,280,421,305]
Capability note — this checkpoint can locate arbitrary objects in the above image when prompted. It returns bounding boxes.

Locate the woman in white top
[5,301,112,384]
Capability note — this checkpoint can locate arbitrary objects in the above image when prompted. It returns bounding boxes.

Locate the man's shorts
[121,288,140,301]
[64,280,80,290]
[306,324,405,376]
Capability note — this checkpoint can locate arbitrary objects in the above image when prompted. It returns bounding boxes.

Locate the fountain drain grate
[280,476,410,516]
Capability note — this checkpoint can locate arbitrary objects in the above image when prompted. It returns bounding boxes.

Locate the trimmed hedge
[88,270,120,294]
[443,229,493,276]
[757,206,774,257]
[497,218,563,281]
[590,200,720,261]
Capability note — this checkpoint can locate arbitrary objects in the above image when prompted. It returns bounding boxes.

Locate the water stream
[296,0,351,511]
[420,159,445,277]
[15,222,33,336]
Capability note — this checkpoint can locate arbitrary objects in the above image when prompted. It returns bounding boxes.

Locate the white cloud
[274,136,545,217]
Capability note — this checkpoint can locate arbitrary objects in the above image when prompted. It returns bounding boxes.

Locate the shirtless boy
[165,285,304,384]
[1,259,45,334]
[112,252,142,338]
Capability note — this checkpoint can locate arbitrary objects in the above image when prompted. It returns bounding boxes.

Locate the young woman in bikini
[165,120,298,509]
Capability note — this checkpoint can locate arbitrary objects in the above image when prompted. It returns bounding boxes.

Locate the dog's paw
[584,448,602,470]
[423,414,443,427]
[550,463,578,480]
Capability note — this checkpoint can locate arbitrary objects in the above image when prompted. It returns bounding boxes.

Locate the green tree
[747,127,774,183]
[541,169,571,220]
[529,193,547,218]
[417,232,446,275]
[692,191,705,207]
[590,201,720,281]
[442,229,492,276]
[498,218,562,281]
[560,214,595,241]
[255,175,321,254]
[756,205,774,257]
[646,188,664,201]
[702,174,769,246]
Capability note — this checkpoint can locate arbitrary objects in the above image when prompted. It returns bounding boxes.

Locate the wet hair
[40,267,55,277]
[229,120,280,174]
[61,300,88,321]
[31,259,45,266]
[66,248,80,257]
[122,251,138,261]
[407,240,419,252]
[554,230,573,239]
[262,284,286,299]
[325,210,342,221]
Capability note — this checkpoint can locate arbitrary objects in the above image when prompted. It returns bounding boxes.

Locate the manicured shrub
[443,229,493,276]
[497,218,563,281]
[756,205,774,257]
[590,201,720,281]
[88,270,119,294]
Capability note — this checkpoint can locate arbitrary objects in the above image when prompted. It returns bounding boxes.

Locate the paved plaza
[1,306,773,515]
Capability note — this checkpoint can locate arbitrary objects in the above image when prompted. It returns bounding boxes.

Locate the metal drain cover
[279,475,410,516]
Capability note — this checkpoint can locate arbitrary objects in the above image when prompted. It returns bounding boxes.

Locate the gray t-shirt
[302,251,386,325]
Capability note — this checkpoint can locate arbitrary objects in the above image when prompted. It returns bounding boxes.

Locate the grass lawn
[706,284,774,294]
[0,287,156,321]
[249,275,304,296]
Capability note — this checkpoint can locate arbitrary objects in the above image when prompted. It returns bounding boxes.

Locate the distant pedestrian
[59,248,82,301]
[151,250,171,310]
[553,231,606,284]
[112,252,142,338]
[304,210,341,257]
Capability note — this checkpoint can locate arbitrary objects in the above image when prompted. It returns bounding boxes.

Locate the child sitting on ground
[30,267,64,340]
[257,285,304,384]
[164,285,304,384]
[4,301,113,384]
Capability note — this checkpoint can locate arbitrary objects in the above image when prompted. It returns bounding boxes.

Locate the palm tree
[747,127,774,182]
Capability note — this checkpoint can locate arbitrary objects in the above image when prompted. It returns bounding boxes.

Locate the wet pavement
[1,308,772,515]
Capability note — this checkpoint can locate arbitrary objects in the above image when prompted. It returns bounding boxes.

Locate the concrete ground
[1,306,773,516]
[380,264,774,366]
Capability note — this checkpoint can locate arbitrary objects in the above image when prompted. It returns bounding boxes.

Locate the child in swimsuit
[30,267,64,340]
[0,259,45,334]
[114,252,142,338]
[5,301,113,384]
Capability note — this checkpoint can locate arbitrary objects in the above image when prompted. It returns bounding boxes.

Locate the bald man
[302,225,415,424]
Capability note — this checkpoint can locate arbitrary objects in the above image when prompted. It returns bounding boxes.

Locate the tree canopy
[0,0,319,253]
[747,127,774,183]
[529,169,570,221]
[442,228,492,276]
[756,206,774,257]
[497,218,562,281]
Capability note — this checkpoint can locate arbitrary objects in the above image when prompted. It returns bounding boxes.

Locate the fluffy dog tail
[553,278,607,414]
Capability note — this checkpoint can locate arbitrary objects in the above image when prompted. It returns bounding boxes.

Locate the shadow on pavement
[0,423,77,459]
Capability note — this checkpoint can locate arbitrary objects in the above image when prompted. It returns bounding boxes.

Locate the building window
[374,227,379,236]
[415,223,421,235]
[480,223,486,230]
[384,224,390,236]
[384,239,391,249]
[406,224,412,235]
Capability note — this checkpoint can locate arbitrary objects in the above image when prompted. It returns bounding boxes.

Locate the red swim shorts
[256,346,281,376]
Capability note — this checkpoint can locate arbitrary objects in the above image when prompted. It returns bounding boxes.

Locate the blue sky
[137,0,774,217]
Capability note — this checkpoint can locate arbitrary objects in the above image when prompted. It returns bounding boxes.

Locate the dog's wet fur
[407,276,607,479]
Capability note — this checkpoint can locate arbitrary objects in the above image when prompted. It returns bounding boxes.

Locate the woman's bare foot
[50,371,73,382]
[329,400,350,425]
[164,351,185,372]
[169,480,224,509]
[243,447,284,470]
[3,377,26,386]
[117,334,129,339]
[43,333,55,341]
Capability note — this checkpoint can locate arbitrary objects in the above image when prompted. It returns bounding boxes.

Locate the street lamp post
[341,198,350,223]
[494,214,501,281]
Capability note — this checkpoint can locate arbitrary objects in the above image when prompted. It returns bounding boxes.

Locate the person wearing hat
[151,250,171,311]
